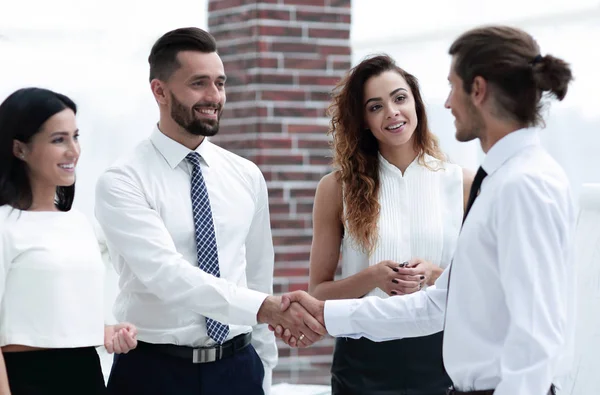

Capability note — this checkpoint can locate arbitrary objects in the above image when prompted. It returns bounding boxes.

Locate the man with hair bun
[275,25,576,395]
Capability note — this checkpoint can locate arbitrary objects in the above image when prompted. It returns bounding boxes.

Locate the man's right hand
[257,294,326,347]
[267,291,326,347]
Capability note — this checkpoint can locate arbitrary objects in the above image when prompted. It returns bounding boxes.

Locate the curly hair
[327,54,445,254]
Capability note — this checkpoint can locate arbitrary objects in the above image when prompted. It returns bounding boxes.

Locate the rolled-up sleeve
[95,169,268,327]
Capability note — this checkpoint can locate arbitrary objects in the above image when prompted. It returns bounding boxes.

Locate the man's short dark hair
[148,27,217,82]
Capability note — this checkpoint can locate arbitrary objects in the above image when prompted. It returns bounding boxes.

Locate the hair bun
[532,54,573,101]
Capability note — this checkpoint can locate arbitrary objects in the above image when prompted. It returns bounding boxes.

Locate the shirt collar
[481,128,540,176]
[150,125,214,169]
[378,152,441,175]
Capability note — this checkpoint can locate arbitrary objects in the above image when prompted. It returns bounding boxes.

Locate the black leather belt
[447,390,493,395]
[137,332,252,363]
[447,386,555,395]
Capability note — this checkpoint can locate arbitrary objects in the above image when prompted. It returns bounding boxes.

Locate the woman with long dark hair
[308,55,474,394]
[0,87,137,395]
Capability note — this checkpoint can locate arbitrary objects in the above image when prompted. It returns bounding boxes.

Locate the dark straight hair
[148,27,218,82]
[0,87,77,211]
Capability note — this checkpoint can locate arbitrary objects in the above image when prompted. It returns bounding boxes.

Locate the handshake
[257,291,327,348]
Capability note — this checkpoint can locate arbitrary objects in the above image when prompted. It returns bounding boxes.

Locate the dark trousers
[331,331,451,395]
[4,347,107,395]
[106,343,265,395]
[448,388,555,395]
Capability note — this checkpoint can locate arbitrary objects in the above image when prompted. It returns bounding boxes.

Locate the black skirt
[331,331,451,395]
[4,346,107,395]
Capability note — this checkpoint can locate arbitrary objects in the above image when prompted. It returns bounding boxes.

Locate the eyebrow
[49,130,78,137]
[190,74,227,82]
[364,87,408,106]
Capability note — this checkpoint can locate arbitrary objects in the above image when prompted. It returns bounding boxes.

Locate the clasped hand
[259,291,327,348]
[104,322,138,354]
[374,258,435,296]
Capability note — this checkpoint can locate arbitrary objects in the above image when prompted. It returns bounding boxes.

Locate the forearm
[109,241,267,325]
[0,352,10,395]
[96,173,268,326]
[324,284,446,341]
[310,266,378,300]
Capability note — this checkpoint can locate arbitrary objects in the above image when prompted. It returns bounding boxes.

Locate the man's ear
[150,79,168,105]
[470,76,488,108]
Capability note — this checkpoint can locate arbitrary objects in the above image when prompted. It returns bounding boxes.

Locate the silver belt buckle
[192,346,222,363]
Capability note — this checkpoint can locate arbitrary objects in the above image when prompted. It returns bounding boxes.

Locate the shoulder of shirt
[422,154,462,174]
[97,139,157,181]
[207,140,262,176]
[205,142,266,195]
[67,210,101,244]
[0,205,16,231]
[112,138,156,168]
[64,208,93,224]
[0,206,12,254]
[497,149,570,197]
[0,206,93,237]
[0,204,14,217]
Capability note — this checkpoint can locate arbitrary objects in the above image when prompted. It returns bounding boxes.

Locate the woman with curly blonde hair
[308,54,474,394]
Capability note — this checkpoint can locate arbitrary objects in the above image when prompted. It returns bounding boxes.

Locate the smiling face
[363,70,419,149]
[445,57,485,142]
[13,108,80,189]
[161,50,226,137]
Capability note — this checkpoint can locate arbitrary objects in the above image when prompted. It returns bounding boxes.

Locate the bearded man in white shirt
[273,25,576,395]
[94,27,325,395]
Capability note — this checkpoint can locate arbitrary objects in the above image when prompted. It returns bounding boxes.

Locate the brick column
[208,0,351,385]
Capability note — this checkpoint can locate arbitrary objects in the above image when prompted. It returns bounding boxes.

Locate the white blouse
[0,205,105,348]
[341,154,464,298]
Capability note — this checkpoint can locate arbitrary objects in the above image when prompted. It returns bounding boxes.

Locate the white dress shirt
[0,206,105,348]
[341,154,463,298]
[95,126,277,389]
[324,128,576,395]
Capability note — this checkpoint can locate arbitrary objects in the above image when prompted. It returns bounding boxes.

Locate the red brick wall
[207,0,351,385]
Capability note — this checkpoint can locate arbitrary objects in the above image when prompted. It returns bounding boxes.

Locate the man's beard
[455,96,485,143]
[170,92,222,137]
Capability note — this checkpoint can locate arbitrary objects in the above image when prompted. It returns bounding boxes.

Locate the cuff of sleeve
[231,288,269,326]
[324,299,360,337]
